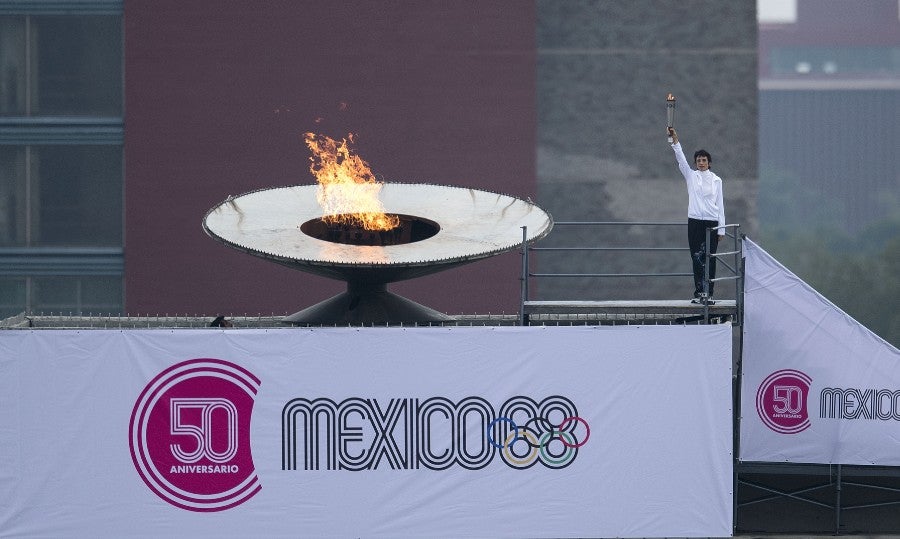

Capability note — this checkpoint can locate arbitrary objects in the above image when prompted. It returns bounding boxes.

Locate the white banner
[740,239,900,465]
[0,325,732,537]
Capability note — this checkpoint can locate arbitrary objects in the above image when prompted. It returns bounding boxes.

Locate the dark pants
[687,218,719,297]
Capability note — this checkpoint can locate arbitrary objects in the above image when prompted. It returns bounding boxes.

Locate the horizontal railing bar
[531,247,687,252]
[553,221,685,226]
[530,273,692,278]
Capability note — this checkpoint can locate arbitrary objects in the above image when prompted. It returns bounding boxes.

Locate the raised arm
[716,182,726,238]
[668,127,693,182]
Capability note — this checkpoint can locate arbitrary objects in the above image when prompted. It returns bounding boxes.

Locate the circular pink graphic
[756,369,812,434]
[130,359,261,511]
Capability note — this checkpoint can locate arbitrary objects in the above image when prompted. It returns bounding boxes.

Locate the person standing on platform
[668,126,725,303]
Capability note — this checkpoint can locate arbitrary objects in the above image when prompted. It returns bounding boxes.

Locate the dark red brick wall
[124,1,536,316]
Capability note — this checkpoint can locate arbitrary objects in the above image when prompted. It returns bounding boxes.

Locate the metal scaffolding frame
[518,221,743,326]
[517,221,900,534]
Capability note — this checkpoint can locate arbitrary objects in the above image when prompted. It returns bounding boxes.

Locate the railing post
[735,229,743,326]
[835,464,842,534]
[519,226,529,326]
[703,226,711,323]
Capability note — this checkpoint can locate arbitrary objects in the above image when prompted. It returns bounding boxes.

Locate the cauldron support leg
[283,280,452,325]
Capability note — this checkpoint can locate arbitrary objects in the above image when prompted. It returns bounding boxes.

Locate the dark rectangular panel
[124,1,536,316]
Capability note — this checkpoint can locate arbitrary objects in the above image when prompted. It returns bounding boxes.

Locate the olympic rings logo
[487,415,590,469]
[486,396,590,469]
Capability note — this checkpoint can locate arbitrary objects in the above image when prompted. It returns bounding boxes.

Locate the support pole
[519,226,529,326]
[835,464,842,534]
[703,226,711,323]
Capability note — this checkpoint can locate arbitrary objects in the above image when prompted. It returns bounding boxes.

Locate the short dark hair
[694,149,712,163]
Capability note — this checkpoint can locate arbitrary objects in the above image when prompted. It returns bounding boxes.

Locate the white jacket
[671,142,725,232]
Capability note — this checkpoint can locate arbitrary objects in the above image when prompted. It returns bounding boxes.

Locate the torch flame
[304,132,399,231]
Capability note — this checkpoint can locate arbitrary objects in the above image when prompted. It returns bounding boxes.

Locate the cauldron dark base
[283,282,452,325]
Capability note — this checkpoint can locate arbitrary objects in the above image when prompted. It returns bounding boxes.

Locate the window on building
[0,275,123,318]
[0,6,123,318]
[0,15,122,116]
[0,145,123,247]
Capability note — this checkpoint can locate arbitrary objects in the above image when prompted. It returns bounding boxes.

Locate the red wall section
[124,2,536,316]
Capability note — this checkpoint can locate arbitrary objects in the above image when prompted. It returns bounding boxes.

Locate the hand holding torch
[666,93,676,143]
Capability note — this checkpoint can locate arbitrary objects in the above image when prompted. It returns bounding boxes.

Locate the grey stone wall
[536,0,758,300]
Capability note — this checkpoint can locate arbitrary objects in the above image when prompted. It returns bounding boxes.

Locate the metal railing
[519,221,743,324]
[704,223,744,324]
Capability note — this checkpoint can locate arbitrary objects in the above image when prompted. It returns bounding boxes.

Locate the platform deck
[521,300,737,324]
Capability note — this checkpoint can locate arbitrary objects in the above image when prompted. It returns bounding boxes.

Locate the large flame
[304,132,399,231]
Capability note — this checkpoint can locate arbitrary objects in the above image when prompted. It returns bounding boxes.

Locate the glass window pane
[80,276,123,312]
[33,16,122,116]
[0,146,27,246]
[32,276,77,314]
[0,16,27,115]
[0,277,26,319]
[32,145,122,246]
[32,276,122,315]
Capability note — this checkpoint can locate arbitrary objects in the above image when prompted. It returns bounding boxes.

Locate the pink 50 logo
[129,359,261,511]
[756,369,812,434]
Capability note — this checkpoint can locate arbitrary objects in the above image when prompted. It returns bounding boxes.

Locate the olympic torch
[666,93,676,143]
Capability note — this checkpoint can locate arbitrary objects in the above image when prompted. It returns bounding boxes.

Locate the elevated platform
[0,302,737,330]
[0,313,521,329]
[521,299,737,325]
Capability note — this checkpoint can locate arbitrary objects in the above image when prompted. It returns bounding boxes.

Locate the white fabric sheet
[740,238,900,464]
[0,325,732,537]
